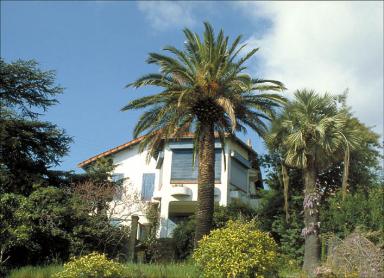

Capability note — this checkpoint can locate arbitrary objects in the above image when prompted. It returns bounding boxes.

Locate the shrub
[54,252,125,278]
[172,201,257,261]
[172,216,196,261]
[193,220,278,278]
[271,212,304,264]
[213,200,257,229]
[320,187,384,243]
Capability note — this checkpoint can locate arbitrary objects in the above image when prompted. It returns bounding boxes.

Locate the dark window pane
[230,158,248,191]
[171,149,221,181]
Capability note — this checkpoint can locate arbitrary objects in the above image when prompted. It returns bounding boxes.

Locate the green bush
[320,186,384,247]
[213,200,257,229]
[0,187,131,272]
[271,212,304,263]
[172,201,257,261]
[53,252,125,278]
[172,216,196,261]
[193,220,278,278]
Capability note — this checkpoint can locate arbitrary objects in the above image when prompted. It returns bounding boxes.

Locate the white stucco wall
[108,145,159,225]
[106,137,256,237]
[112,145,159,192]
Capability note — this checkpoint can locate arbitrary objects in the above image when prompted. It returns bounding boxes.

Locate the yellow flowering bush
[193,220,278,278]
[54,252,125,278]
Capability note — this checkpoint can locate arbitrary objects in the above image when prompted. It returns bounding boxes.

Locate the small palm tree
[123,22,285,246]
[267,90,359,274]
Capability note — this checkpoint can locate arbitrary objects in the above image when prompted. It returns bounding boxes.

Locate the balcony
[170,185,192,197]
[214,187,220,196]
[230,190,242,199]
[151,191,162,201]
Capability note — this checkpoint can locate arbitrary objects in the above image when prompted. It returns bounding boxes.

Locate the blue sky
[1,1,383,173]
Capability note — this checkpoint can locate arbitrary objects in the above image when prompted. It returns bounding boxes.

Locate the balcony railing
[170,185,192,197]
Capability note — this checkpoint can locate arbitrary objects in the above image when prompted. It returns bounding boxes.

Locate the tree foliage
[320,187,384,247]
[0,59,72,195]
[0,60,131,274]
[124,22,285,159]
[267,90,360,196]
[257,105,382,267]
[266,90,364,273]
[124,22,285,244]
[0,59,62,118]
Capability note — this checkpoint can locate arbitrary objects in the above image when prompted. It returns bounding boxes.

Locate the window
[139,224,150,241]
[112,173,124,183]
[141,173,155,201]
[112,173,124,200]
[230,159,248,192]
[171,149,221,182]
[110,218,123,227]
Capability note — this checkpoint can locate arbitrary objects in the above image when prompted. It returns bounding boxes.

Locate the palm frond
[124,22,284,161]
[215,97,236,131]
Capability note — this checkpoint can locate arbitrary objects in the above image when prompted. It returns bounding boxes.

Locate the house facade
[78,134,262,239]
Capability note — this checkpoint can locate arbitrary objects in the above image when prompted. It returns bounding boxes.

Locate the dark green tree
[123,22,285,246]
[0,59,72,195]
[0,59,132,273]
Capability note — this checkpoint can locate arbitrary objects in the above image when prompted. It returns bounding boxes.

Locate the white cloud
[137,2,196,31]
[238,2,383,134]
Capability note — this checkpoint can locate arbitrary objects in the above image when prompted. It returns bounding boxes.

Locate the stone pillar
[128,215,139,262]
[159,198,170,237]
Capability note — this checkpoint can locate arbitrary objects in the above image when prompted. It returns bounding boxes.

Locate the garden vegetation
[193,220,278,278]
[1,22,383,277]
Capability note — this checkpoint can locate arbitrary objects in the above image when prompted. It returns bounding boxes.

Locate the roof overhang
[77,132,256,168]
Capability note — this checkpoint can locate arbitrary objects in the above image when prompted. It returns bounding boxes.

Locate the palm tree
[123,22,285,246]
[267,90,359,274]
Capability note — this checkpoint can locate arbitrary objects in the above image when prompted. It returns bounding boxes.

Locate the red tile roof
[78,133,256,168]
[77,135,147,168]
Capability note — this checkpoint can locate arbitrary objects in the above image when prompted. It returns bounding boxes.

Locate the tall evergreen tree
[0,59,72,195]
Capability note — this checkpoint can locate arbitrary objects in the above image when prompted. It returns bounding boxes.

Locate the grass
[278,268,307,278]
[122,263,199,278]
[8,265,63,278]
[8,263,200,278]
[8,261,305,278]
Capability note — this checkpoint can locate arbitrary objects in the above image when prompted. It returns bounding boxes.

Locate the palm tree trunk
[302,159,320,275]
[194,123,215,248]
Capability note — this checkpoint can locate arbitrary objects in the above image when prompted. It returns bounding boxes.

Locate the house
[78,133,262,239]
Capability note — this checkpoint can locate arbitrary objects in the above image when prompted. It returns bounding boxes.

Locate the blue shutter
[214,149,221,181]
[230,159,248,191]
[171,149,197,181]
[171,149,221,182]
[142,173,155,200]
